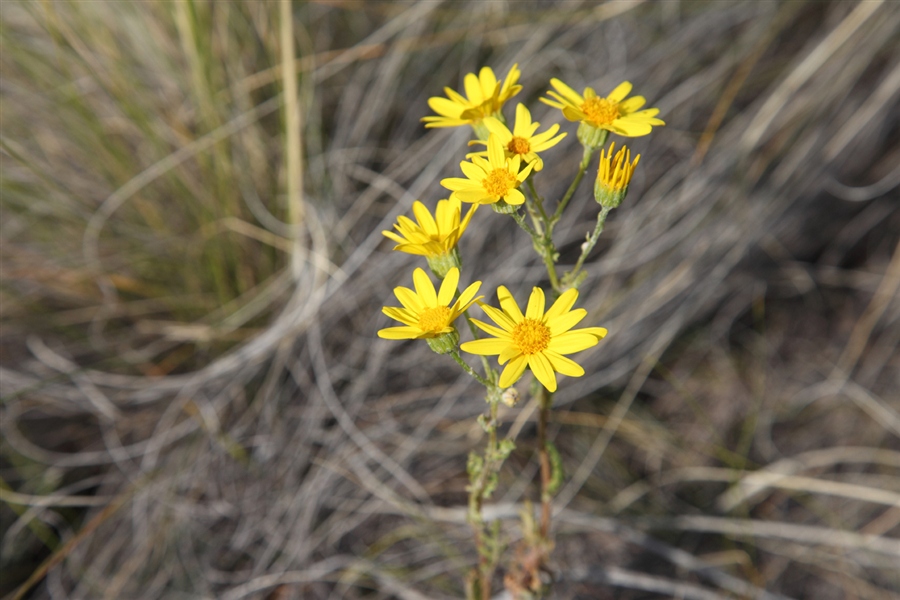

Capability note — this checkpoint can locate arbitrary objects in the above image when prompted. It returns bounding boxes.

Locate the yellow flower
[466,104,566,172]
[382,198,476,256]
[541,79,664,137]
[378,267,482,340]
[460,286,607,392]
[441,134,535,206]
[422,64,522,130]
[594,142,639,208]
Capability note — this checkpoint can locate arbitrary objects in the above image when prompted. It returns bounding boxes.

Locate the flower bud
[594,142,639,209]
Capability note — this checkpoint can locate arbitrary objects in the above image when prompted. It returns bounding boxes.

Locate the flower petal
[460,338,509,356]
[412,201,438,236]
[499,354,528,388]
[456,280,483,311]
[529,352,557,392]
[412,268,437,306]
[513,103,532,138]
[546,308,586,335]
[394,286,423,312]
[469,317,511,340]
[382,306,418,326]
[545,288,579,321]
[504,188,525,206]
[497,286,524,322]
[460,160,488,182]
[618,95,646,114]
[438,267,460,305]
[549,78,584,105]
[548,331,600,354]
[480,303,517,332]
[607,81,633,103]
[545,350,585,378]
[525,287,545,320]
[487,134,505,167]
[378,326,421,340]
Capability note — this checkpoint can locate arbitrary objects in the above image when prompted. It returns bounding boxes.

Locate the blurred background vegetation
[1,1,898,598]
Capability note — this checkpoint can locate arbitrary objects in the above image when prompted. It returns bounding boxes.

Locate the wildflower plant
[380,65,663,600]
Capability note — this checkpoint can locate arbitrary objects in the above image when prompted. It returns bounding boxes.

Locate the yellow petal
[528,352,557,392]
[464,72,483,104]
[545,350,585,378]
[412,268,437,306]
[382,306,418,326]
[412,201,438,236]
[438,267,460,305]
[607,81,632,103]
[487,134,505,168]
[549,78,584,105]
[618,96,646,114]
[460,160,487,182]
[460,338,509,356]
[499,355,528,388]
[378,326,421,340]
[546,308,586,335]
[478,66,498,99]
[497,286,524,322]
[544,288,579,321]
[513,103,531,138]
[525,287,545,320]
[394,286,423,312]
[469,317,511,340]
[499,346,521,365]
[480,303,517,332]
[548,331,600,354]
[456,280,482,310]
[505,188,525,206]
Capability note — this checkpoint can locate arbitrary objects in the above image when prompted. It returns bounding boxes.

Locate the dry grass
[1,1,899,599]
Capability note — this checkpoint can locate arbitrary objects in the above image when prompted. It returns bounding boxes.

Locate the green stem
[527,178,551,225]
[450,350,493,388]
[554,145,595,221]
[564,205,611,289]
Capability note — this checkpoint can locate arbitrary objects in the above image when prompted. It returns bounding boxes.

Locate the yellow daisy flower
[441,134,535,207]
[382,198,478,277]
[378,267,482,342]
[460,286,607,392]
[422,64,522,132]
[541,79,664,137]
[466,103,567,172]
[594,142,639,208]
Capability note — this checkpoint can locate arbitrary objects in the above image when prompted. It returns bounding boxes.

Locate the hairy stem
[554,145,595,221]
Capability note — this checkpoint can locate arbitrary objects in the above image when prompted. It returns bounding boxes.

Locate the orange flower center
[507,136,531,155]
[418,306,452,333]
[511,318,551,355]
[482,169,518,198]
[581,96,619,126]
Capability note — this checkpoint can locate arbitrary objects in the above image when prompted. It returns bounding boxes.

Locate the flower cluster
[377,63,665,598]
[378,64,663,392]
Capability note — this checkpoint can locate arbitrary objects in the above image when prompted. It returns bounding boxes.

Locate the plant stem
[537,385,554,539]
[554,145,595,221]
[564,205,611,289]
[450,350,493,388]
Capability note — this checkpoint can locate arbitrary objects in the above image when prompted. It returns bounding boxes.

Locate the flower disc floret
[442,134,534,206]
[541,79,665,138]
[460,286,608,392]
[378,267,482,341]
[466,104,566,172]
[422,64,522,131]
